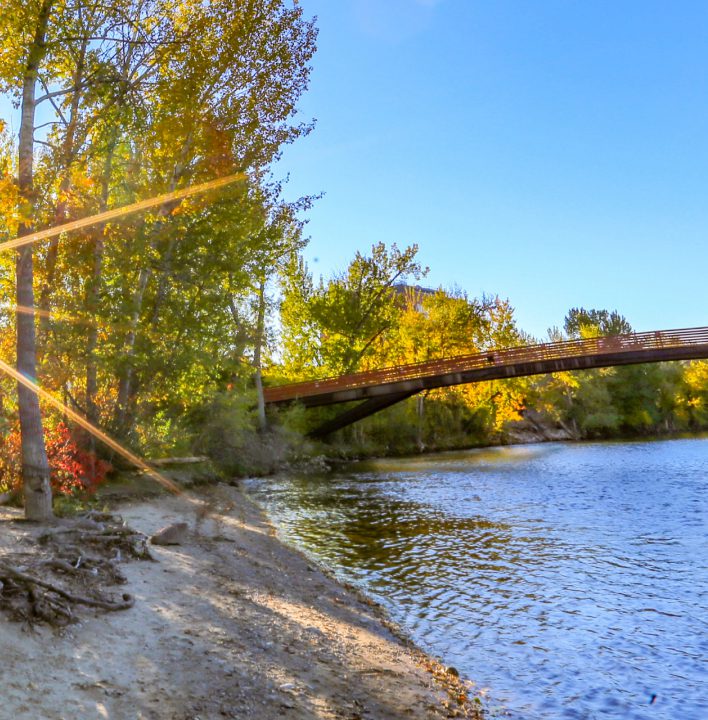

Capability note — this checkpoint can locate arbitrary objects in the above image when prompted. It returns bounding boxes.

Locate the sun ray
[0,173,246,254]
[0,357,193,501]
[2,303,133,332]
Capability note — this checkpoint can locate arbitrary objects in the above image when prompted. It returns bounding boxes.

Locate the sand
[0,484,481,719]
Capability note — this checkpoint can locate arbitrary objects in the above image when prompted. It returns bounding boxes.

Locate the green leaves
[564,307,632,338]
[0,0,320,451]
[280,242,427,377]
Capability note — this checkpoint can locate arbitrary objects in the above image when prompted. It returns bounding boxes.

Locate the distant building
[392,283,437,313]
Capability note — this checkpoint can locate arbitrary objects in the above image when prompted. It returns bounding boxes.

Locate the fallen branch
[0,562,134,611]
[0,511,149,626]
[150,456,208,466]
[38,517,156,562]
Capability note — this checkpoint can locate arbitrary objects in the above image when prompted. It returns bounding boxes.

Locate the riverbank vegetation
[1,1,707,507]
[273,257,708,461]
[0,0,317,511]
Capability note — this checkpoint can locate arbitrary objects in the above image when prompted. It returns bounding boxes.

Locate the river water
[247,438,707,719]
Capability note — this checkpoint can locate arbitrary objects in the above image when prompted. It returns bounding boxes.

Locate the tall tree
[281,242,426,376]
[3,0,57,519]
[564,307,632,338]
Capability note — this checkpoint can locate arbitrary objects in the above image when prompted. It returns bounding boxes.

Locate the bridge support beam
[309,390,417,439]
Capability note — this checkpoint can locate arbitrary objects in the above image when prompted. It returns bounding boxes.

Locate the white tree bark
[17,0,55,521]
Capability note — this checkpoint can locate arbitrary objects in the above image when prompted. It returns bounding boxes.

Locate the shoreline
[240,482,489,715]
[0,483,483,719]
[317,426,708,471]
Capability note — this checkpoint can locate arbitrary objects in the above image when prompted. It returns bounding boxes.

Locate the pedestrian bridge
[264,326,708,438]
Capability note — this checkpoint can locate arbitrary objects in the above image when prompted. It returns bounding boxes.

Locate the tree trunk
[38,38,87,346]
[17,0,55,521]
[85,141,116,427]
[85,235,105,426]
[253,278,267,432]
[416,393,425,451]
[148,234,179,328]
[113,142,192,435]
[114,262,151,435]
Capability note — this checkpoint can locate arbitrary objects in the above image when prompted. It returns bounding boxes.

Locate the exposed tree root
[0,511,152,627]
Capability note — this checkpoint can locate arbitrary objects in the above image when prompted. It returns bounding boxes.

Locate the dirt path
[0,485,480,719]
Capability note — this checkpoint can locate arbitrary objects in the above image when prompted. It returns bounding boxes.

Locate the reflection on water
[247,438,708,720]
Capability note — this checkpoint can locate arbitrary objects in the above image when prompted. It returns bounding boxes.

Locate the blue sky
[276,0,708,338]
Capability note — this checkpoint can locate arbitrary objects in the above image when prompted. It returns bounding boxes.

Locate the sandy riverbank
[0,484,482,719]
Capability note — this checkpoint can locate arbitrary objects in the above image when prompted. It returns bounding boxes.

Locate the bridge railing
[264,326,708,403]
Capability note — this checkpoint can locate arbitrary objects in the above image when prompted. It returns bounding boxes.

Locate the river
[247,438,707,719]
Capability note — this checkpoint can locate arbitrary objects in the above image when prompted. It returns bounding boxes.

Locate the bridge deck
[264,327,708,409]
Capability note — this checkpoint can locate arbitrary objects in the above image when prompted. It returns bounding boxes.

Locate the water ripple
[248,437,708,720]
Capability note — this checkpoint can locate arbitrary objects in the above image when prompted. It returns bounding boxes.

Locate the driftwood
[0,511,151,627]
[0,563,134,611]
[150,456,208,466]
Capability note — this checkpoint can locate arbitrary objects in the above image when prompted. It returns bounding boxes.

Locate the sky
[275,0,708,338]
[1,1,706,340]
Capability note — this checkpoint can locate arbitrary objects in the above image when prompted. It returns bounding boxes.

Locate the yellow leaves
[389,289,482,367]
[68,168,95,194]
[551,370,580,389]
[0,173,22,237]
[0,3,32,89]
[684,360,708,390]
[681,361,708,423]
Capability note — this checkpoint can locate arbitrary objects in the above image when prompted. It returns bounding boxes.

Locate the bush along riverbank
[178,383,708,480]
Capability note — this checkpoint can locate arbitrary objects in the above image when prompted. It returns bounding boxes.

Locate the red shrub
[0,421,111,498]
[45,422,112,496]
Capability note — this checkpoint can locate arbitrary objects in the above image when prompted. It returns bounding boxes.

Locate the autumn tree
[385,287,488,365]
[530,309,704,438]
[280,242,426,377]
[0,0,318,516]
